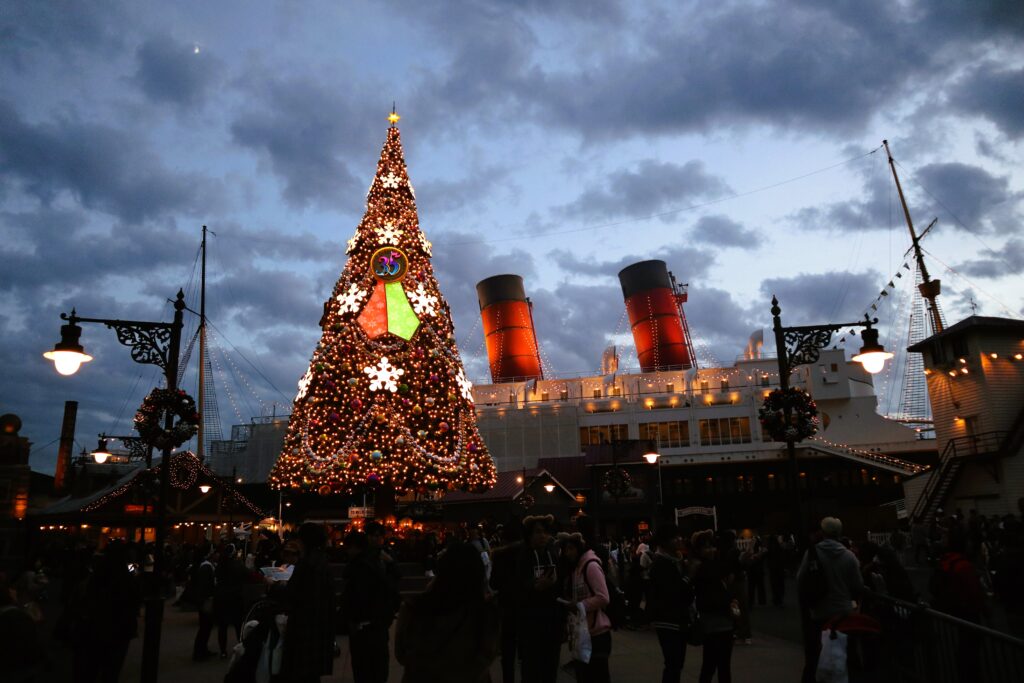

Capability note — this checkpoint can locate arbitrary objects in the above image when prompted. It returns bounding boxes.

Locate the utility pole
[197,226,208,461]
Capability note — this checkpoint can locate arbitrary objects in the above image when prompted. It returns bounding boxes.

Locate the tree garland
[603,468,632,497]
[134,388,199,450]
[759,387,818,442]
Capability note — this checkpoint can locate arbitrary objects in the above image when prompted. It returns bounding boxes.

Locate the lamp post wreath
[134,388,199,450]
[603,468,632,497]
[759,387,819,442]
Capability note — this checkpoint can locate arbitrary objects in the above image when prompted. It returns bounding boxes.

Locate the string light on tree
[269,112,497,495]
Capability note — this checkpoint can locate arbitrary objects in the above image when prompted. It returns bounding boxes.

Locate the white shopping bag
[816,627,849,683]
[568,603,592,664]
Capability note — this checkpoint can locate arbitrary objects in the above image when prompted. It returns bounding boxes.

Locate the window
[540,391,550,401]
[579,424,629,447]
[700,380,710,395]
[610,385,622,397]
[699,417,752,445]
[761,375,770,387]
[639,421,690,447]
[593,388,602,398]
[560,389,569,401]
[830,363,838,372]
[665,383,675,394]
[720,379,730,391]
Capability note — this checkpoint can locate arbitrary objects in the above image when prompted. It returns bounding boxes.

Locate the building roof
[34,451,266,520]
[908,316,1024,352]
[444,468,575,504]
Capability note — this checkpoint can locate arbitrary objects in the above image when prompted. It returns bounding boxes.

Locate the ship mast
[883,140,944,335]
[197,225,208,460]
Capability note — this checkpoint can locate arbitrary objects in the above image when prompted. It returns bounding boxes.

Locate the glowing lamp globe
[91,439,112,464]
[543,483,555,493]
[642,440,660,464]
[643,452,659,464]
[44,320,92,375]
[199,484,212,494]
[851,326,893,375]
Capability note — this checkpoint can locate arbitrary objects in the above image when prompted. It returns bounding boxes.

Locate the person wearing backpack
[559,533,611,683]
[797,517,865,683]
[647,525,694,683]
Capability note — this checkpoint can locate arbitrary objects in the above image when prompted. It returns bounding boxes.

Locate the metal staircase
[910,430,1011,523]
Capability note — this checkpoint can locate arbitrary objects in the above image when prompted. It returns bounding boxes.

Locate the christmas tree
[270,112,497,495]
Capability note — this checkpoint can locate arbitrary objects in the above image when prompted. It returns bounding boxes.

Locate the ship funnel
[618,260,695,372]
[476,274,543,383]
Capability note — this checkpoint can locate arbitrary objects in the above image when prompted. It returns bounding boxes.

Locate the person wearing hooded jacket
[796,517,865,683]
[559,533,611,683]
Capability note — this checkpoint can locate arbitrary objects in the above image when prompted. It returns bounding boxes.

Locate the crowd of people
[1,503,1022,682]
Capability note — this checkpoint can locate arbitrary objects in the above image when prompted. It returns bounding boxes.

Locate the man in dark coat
[282,523,335,683]
[647,525,694,683]
[341,530,398,683]
[191,545,217,661]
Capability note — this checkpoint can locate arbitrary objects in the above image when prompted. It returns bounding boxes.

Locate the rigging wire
[205,318,291,403]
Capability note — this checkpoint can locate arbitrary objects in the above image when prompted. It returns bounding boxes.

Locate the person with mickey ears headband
[558,532,612,683]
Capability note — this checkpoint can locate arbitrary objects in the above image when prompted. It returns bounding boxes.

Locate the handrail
[910,430,1010,521]
[869,591,1024,648]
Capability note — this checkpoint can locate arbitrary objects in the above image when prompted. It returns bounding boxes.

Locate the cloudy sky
[3,1,1023,473]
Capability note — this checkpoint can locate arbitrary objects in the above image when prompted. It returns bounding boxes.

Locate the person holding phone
[516,515,561,683]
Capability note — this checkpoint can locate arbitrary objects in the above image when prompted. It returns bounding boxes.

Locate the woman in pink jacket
[560,533,612,683]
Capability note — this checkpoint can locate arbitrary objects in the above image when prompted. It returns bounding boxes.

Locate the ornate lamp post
[91,433,152,465]
[770,296,892,542]
[44,291,186,683]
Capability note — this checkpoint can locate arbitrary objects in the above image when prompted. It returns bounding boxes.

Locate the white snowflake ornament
[364,357,405,393]
[381,172,401,189]
[418,231,432,256]
[456,368,474,403]
[408,282,438,316]
[346,233,359,254]
[375,222,403,245]
[295,368,314,402]
[336,283,368,314]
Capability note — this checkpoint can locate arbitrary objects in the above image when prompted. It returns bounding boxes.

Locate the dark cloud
[759,270,882,325]
[0,0,126,70]
[912,162,1016,232]
[690,215,761,249]
[528,282,625,374]
[951,65,1024,139]
[230,75,375,209]
[548,242,716,283]
[684,286,758,361]
[416,164,512,216]
[133,35,222,107]
[955,238,1024,279]
[559,160,730,221]
[0,101,219,223]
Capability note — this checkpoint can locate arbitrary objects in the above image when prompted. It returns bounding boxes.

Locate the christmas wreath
[759,387,818,442]
[516,493,536,510]
[134,388,199,450]
[603,468,632,497]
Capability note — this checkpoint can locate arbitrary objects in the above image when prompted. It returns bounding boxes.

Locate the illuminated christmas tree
[270,112,497,496]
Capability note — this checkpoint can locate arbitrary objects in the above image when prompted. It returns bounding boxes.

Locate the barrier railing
[869,592,1024,683]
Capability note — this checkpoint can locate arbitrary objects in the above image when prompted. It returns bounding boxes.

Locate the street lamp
[91,438,112,464]
[43,318,93,375]
[198,484,212,494]
[543,483,556,493]
[46,290,186,683]
[770,296,892,543]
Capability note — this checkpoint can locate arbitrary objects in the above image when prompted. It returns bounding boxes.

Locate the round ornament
[134,388,199,450]
[412,405,423,416]
[759,388,819,442]
[370,246,409,283]
[318,484,331,496]
[438,422,450,433]
[370,450,383,460]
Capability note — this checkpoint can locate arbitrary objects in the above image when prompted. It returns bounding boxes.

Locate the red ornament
[351,398,362,410]
[438,422,450,433]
